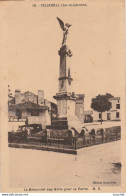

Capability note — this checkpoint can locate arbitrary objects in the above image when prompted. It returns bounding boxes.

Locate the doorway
[107,113,111,120]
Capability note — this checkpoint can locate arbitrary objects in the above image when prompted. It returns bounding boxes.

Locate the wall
[28,110,51,129]
[93,111,108,121]
[8,109,27,132]
[8,110,15,117]
[110,99,120,120]
[110,111,120,121]
[75,101,84,122]
[15,90,21,104]
[110,99,120,110]
[21,110,29,117]
[67,99,76,119]
[38,90,44,105]
[57,99,67,118]
[8,121,25,132]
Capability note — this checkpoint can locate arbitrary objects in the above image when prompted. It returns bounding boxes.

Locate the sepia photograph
[0,0,125,193]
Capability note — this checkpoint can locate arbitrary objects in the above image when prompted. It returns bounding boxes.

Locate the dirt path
[9,140,121,188]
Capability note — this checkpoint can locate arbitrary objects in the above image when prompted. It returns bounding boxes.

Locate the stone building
[92,97,121,122]
[8,90,57,131]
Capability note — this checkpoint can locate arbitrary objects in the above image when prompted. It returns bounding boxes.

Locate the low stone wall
[8,143,77,155]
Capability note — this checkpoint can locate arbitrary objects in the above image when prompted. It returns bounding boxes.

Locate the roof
[8,101,48,110]
[22,91,37,97]
[50,102,57,107]
[110,97,120,100]
[8,94,14,98]
[8,98,15,105]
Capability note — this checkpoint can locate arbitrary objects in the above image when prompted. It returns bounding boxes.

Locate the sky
[2,0,124,110]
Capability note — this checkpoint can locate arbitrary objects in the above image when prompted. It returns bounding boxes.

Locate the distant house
[8,90,57,131]
[84,110,93,123]
[92,97,121,122]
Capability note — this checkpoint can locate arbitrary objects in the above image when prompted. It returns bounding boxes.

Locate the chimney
[44,99,51,109]
[15,90,21,104]
[38,90,44,105]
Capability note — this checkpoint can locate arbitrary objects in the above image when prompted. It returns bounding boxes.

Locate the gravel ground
[9,140,121,188]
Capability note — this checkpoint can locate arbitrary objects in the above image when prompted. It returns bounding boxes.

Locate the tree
[105,93,114,99]
[91,94,112,124]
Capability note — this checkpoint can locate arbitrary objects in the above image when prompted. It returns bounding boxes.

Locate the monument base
[46,115,82,133]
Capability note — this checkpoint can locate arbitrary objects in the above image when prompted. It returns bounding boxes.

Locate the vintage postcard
[0,0,126,193]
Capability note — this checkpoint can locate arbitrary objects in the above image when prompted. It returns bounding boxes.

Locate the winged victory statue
[57,17,72,46]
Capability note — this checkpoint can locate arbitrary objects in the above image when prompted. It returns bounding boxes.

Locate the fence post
[74,138,76,150]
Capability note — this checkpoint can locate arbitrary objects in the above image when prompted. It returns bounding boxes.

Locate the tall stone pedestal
[47,45,82,133]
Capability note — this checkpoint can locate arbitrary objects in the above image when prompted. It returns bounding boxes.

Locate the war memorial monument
[47,17,83,136]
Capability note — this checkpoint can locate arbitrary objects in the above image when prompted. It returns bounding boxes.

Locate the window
[116,112,119,118]
[31,110,39,116]
[116,104,120,109]
[99,113,101,118]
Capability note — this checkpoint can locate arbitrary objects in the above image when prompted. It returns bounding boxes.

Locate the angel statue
[57,17,72,45]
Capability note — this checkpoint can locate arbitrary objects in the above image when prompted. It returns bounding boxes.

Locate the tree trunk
[101,112,102,124]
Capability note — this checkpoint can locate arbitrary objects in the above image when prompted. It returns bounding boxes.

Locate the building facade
[92,97,121,122]
[8,90,57,131]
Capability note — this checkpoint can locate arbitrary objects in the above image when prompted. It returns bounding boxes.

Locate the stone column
[58,45,73,93]
[53,45,76,119]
